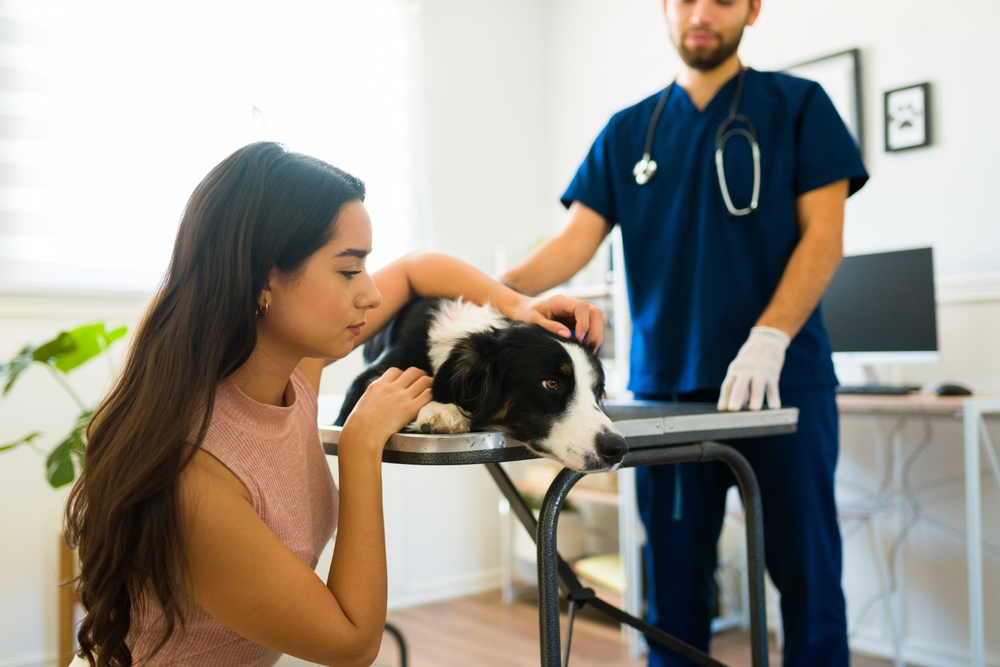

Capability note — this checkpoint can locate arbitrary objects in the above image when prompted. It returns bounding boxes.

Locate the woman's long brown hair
[64,142,365,666]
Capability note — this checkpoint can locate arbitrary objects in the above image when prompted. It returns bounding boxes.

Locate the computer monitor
[822,247,939,364]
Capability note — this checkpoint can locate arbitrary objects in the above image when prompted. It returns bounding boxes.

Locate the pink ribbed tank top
[127,369,339,666]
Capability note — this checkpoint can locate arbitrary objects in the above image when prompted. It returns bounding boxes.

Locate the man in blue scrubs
[501,1,868,665]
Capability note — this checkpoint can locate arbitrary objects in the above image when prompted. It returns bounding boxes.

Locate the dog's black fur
[334,298,627,470]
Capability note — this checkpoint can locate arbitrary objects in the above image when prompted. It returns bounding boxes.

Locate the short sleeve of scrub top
[561,70,869,396]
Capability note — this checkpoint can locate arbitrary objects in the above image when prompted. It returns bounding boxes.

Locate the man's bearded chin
[675,27,745,71]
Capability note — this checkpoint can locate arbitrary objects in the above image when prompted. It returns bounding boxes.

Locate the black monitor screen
[821,247,938,353]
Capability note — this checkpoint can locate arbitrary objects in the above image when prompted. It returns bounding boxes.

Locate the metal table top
[320,400,798,465]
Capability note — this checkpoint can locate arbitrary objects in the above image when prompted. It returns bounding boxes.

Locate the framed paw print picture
[884,83,931,152]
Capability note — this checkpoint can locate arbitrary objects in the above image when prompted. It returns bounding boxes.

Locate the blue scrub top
[562,69,868,395]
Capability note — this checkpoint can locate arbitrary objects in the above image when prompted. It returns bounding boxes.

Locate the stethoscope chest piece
[635,69,761,217]
[633,154,658,185]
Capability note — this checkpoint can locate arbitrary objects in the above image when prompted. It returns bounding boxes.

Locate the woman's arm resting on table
[358,250,605,348]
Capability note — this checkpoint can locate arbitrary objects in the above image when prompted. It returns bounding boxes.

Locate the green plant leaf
[46,440,76,488]
[108,325,128,342]
[1,345,35,396]
[45,409,93,488]
[33,323,113,374]
[0,431,43,452]
[32,332,77,367]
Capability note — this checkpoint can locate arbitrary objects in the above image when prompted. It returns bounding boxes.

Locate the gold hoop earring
[255,301,269,317]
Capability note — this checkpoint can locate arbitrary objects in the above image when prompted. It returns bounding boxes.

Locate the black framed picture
[784,49,864,155]
[884,83,931,152]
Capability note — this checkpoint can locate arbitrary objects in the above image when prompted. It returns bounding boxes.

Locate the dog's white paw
[407,401,471,434]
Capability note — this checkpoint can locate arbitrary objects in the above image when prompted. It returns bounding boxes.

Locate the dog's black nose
[596,429,628,466]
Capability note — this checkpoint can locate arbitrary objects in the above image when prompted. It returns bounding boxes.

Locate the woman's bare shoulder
[179,448,253,517]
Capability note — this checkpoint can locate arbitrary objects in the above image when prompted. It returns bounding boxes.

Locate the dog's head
[433,323,628,472]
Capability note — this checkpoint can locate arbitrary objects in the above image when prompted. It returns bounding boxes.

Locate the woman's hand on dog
[511,294,605,351]
[341,367,434,449]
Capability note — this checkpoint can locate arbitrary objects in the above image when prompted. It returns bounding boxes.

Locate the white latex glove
[718,326,791,411]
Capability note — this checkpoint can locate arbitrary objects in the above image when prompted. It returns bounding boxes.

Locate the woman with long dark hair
[64,142,602,667]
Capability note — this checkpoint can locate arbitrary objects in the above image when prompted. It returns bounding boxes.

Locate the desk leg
[964,401,985,667]
[618,467,648,657]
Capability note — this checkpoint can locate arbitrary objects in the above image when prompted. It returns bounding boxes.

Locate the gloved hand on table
[718,326,791,411]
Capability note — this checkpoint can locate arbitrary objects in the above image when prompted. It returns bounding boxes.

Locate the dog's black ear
[433,332,502,420]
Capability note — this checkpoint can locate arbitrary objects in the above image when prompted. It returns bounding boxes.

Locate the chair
[379,622,409,667]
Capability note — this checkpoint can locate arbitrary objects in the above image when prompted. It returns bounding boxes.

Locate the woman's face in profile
[260,201,383,361]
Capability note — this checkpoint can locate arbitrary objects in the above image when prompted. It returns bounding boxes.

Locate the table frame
[321,404,799,667]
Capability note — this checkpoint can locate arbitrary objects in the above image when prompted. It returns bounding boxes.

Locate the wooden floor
[374,590,894,667]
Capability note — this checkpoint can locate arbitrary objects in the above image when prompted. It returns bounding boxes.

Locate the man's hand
[506,293,605,349]
[718,326,790,411]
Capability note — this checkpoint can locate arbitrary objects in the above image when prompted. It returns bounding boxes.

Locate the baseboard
[387,568,501,611]
[936,272,1000,304]
[0,292,148,320]
[0,652,58,667]
[851,632,1000,667]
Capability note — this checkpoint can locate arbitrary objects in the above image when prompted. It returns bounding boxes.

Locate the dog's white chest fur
[426,299,509,373]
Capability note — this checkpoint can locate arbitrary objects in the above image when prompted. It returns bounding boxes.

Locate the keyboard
[836,384,922,396]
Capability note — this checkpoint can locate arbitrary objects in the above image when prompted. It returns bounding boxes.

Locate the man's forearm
[757,179,848,338]
[756,231,842,337]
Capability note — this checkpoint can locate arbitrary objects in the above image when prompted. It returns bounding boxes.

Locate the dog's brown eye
[542,379,559,391]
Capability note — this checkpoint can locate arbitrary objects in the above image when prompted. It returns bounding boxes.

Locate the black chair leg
[383,622,408,667]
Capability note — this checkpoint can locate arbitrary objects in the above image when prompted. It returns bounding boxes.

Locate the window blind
[0,0,426,294]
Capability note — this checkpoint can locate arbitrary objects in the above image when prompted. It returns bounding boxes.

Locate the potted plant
[0,322,127,487]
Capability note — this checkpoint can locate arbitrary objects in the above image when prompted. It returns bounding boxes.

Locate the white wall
[418,0,551,274]
[543,1,1000,665]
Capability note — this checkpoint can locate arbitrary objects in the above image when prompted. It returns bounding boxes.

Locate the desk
[321,402,798,667]
[837,394,1000,667]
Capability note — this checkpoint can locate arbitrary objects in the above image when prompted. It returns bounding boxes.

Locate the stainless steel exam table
[320,401,798,667]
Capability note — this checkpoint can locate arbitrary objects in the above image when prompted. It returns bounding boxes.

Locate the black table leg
[712,443,768,667]
[534,443,768,667]
[485,462,582,592]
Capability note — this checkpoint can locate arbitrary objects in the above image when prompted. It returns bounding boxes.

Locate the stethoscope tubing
[632,82,674,185]
[634,68,760,217]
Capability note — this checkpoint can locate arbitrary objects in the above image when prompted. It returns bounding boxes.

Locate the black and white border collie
[334,297,628,472]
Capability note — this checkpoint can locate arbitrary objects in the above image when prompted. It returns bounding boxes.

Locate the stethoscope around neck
[633,68,761,217]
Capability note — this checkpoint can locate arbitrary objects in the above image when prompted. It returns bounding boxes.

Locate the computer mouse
[935,382,973,396]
